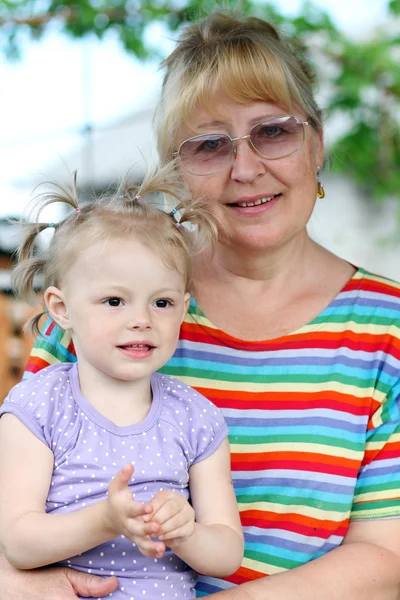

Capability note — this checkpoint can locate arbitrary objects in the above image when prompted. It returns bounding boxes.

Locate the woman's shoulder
[350,267,400,299]
[343,267,400,324]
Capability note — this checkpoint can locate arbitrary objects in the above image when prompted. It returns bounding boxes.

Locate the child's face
[46,237,190,386]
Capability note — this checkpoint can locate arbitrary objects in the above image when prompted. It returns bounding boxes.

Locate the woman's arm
[148,438,244,577]
[0,415,159,569]
[0,553,118,600]
[207,519,400,599]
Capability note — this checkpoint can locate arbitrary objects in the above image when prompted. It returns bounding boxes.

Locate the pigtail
[125,162,220,256]
[170,197,220,256]
[24,308,48,338]
[27,175,80,221]
[11,224,52,336]
[122,162,184,208]
[12,175,82,336]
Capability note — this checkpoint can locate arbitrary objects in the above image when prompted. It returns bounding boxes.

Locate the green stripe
[160,367,377,388]
[352,498,400,512]
[237,493,350,512]
[231,433,364,451]
[245,549,302,570]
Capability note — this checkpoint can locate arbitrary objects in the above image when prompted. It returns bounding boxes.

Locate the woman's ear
[316,128,324,169]
[44,286,72,330]
[182,292,191,322]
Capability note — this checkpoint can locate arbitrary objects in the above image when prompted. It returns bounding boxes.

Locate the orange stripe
[241,509,347,532]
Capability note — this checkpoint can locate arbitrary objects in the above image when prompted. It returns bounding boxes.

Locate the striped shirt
[25,267,400,597]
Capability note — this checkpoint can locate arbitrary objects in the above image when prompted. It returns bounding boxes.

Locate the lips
[117,343,155,351]
[229,193,281,207]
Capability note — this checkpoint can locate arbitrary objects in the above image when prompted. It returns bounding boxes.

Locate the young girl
[0,169,243,599]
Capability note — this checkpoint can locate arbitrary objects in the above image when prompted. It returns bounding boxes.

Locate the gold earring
[317,169,325,199]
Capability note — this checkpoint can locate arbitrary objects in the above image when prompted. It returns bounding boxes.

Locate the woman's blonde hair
[155,11,322,165]
[13,165,218,336]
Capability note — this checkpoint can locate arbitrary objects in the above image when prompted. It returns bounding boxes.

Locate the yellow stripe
[230,441,362,459]
[176,375,380,400]
[354,489,400,502]
[366,433,400,449]
[31,347,61,365]
[242,556,284,575]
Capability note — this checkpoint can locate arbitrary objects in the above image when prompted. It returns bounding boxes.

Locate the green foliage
[326,32,400,201]
[389,0,400,14]
[1,0,399,202]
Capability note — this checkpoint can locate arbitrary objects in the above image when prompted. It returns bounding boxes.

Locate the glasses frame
[173,115,310,176]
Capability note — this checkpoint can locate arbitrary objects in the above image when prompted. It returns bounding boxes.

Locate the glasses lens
[179,134,232,175]
[250,116,305,159]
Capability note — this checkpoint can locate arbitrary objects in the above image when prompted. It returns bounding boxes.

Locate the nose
[127,306,152,330]
[230,137,267,183]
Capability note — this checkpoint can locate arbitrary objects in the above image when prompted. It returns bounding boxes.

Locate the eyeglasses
[173,115,310,176]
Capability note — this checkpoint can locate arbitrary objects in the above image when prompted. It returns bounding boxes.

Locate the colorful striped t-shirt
[25,267,400,597]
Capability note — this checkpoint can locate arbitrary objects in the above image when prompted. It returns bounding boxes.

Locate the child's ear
[44,286,72,330]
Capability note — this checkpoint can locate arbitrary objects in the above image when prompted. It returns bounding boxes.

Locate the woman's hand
[146,489,195,548]
[106,463,166,558]
[0,553,118,600]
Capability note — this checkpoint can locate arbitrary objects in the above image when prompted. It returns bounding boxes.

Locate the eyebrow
[195,114,283,131]
[92,286,184,296]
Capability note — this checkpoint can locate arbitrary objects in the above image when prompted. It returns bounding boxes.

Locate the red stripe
[24,356,50,374]
[182,321,400,357]
[240,514,348,537]
[225,566,267,584]
[232,459,359,478]
[44,321,56,336]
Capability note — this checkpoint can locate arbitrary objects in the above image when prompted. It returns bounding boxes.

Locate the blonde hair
[155,11,322,165]
[13,166,218,336]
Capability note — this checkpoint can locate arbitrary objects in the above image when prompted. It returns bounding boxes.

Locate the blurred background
[1,0,400,399]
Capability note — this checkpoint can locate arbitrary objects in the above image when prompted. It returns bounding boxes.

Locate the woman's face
[176,97,324,253]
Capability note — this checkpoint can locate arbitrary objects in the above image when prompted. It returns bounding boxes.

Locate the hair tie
[48,222,55,228]
[76,207,81,213]
[170,207,177,216]
[135,193,141,201]
[175,222,181,228]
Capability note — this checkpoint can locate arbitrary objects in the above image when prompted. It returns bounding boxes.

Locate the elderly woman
[2,11,400,600]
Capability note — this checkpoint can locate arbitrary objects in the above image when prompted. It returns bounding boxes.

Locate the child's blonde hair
[13,165,218,336]
[155,11,322,165]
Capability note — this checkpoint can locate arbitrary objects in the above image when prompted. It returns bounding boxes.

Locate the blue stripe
[234,477,354,494]
[227,416,367,433]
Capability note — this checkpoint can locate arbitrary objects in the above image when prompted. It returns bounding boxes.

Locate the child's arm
[0,414,163,569]
[146,437,244,577]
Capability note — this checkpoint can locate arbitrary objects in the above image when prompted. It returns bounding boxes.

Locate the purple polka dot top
[0,363,228,599]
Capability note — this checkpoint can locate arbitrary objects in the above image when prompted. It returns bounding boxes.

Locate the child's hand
[106,463,166,559]
[145,490,195,549]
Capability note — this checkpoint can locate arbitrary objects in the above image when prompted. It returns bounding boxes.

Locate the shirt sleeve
[190,396,228,465]
[351,377,400,519]
[160,375,229,467]
[24,316,76,379]
[0,373,55,448]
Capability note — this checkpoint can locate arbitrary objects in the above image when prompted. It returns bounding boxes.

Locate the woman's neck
[192,235,354,341]
[197,231,315,286]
